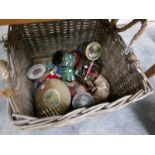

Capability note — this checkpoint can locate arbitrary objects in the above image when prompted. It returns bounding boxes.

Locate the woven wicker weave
[0,19,153,130]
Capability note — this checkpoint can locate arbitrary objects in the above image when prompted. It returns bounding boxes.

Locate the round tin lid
[35,79,71,116]
[27,64,46,80]
[85,42,102,61]
[72,92,94,109]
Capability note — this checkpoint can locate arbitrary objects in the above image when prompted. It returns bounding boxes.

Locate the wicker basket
[0,19,153,130]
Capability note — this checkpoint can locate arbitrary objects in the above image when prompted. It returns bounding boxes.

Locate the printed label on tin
[43,89,60,108]
[85,42,102,61]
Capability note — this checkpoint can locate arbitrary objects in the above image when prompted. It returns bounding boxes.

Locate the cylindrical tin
[32,55,53,70]
[27,64,46,80]
[61,67,75,81]
[85,42,102,61]
[62,52,76,67]
[78,41,102,61]
[72,92,94,109]
[75,59,101,83]
[35,79,71,117]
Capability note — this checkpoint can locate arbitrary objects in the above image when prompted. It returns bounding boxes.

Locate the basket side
[6,26,34,115]
[19,19,110,56]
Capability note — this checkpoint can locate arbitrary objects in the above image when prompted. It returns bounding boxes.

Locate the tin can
[72,92,94,109]
[61,67,75,81]
[62,52,76,67]
[78,41,102,61]
[85,42,102,61]
[32,55,53,70]
[27,64,46,80]
[75,59,101,83]
[35,79,71,116]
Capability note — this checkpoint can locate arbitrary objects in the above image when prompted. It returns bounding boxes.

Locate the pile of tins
[27,41,110,117]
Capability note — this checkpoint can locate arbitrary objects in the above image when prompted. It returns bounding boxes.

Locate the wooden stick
[145,64,155,78]
[0,19,63,25]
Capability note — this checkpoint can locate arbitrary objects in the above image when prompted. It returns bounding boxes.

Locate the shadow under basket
[1,19,153,130]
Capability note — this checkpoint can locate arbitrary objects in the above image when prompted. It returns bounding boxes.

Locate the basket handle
[111,19,147,49]
[0,60,16,97]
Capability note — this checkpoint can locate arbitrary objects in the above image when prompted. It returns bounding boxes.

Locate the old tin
[78,41,102,61]
[85,42,102,61]
[27,64,46,80]
[61,67,75,81]
[62,52,76,67]
[72,92,94,109]
[75,59,101,83]
[32,55,53,70]
[35,79,71,116]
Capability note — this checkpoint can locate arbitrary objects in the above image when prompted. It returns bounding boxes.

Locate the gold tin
[32,55,53,70]
[85,42,102,61]
[35,79,71,117]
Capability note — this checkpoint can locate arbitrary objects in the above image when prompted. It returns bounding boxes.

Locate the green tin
[62,52,76,67]
[61,67,75,81]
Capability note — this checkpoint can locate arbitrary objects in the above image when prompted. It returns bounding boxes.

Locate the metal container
[32,55,53,70]
[62,52,76,67]
[35,79,71,116]
[27,64,46,80]
[61,67,75,81]
[75,59,101,83]
[72,92,94,109]
[85,42,102,61]
[78,41,102,60]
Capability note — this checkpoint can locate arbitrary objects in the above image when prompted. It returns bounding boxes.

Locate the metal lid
[72,92,94,109]
[85,42,102,61]
[35,79,71,116]
[27,64,46,80]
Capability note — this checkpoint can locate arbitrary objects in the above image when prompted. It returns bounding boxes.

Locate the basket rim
[8,79,153,130]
